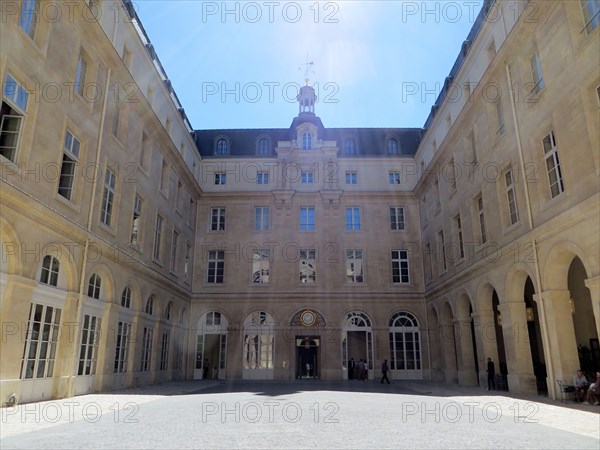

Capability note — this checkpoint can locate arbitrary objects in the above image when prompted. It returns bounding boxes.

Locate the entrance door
[296,336,320,379]
[194,312,228,379]
[341,312,374,380]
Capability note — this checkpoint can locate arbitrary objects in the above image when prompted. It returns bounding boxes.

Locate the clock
[300,310,316,327]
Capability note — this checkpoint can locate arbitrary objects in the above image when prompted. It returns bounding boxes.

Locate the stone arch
[85,263,115,303]
[32,243,79,292]
[543,241,595,290]
[505,263,539,304]
[122,278,142,312]
[0,216,23,276]
[290,309,326,327]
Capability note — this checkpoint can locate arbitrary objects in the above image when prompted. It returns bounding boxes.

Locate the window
[345,171,357,185]
[165,118,172,135]
[387,138,399,155]
[257,172,269,184]
[344,139,357,155]
[391,250,410,283]
[87,273,101,299]
[389,172,401,185]
[40,255,59,286]
[530,52,544,95]
[145,296,154,315]
[188,197,196,226]
[184,242,191,281]
[424,243,433,282]
[346,250,364,283]
[252,249,270,284]
[160,159,169,193]
[58,130,80,201]
[476,194,487,244]
[470,132,477,164]
[77,314,101,376]
[299,249,316,284]
[581,0,600,33]
[390,207,405,231]
[345,207,361,231]
[257,138,270,155]
[454,213,465,260]
[1,74,28,162]
[301,170,314,184]
[495,98,505,135]
[160,332,170,371]
[255,207,269,231]
[165,303,172,321]
[130,195,142,245]
[122,46,132,70]
[420,196,427,226]
[302,132,312,149]
[170,231,179,273]
[433,177,441,213]
[100,168,116,226]
[543,131,565,198]
[153,215,163,261]
[74,53,87,97]
[121,286,132,308]
[140,132,150,170]
[437,230,447,273]
[216,138,228,155]
[505,168,519,225]
[114,321,132,373]
[214,172,226,185]
[300,207,315,231]
[21,303,61,379]
[19,0,39,39]
[210,208,225,231]
[448,157,457,189]
[140,327,153,372]
[389,312,421,371]
[112,104,120,138]
[207,251,224,284]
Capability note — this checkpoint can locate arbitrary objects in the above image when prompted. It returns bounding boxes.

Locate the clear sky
[135,1,484,130]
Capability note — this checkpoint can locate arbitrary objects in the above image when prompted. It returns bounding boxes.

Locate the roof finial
[299,53,315,85]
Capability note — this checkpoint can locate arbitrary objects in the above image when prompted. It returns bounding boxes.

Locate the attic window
[387,138,399,155]
[257,138,270,155]
[302,132,312,150]
[216,138,228,156]
[344,139,356,155]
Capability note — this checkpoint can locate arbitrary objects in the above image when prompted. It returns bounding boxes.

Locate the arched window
[165,301,173,320]
[121,286,131,308]
[87,273,101,299]
[345,139,356,155]
[145,296,154,315]
[40,255,60,286]
[257,138,270,155]
[180,307,187,325]
[302,132,312,150]
[387,138,399,155]
[389,312,421,372]
[216,138,228,156]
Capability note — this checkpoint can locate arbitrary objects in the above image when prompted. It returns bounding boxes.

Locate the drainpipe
[67,68,112,397]
[504,62,555,398]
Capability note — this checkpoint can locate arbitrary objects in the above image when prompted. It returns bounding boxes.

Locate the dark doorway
[296,336,320,379]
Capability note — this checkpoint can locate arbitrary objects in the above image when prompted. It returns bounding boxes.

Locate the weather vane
[298,53,315,84]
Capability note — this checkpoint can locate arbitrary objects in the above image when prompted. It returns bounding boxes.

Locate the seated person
[573,369,589,403]
[585,371,600,405]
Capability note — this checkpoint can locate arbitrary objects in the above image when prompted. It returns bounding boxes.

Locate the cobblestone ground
[1,380,599,449]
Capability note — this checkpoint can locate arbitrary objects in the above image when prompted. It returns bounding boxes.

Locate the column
[584,276,600,341]
[471,309,498,388]
[455,318,478,386]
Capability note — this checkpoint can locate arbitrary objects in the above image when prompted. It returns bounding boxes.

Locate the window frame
[391,250,410,284]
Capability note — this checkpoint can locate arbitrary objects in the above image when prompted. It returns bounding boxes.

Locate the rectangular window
[301,170,314,184]
[530,52,544,95]
[58,130,80,201]
[100,168,116,226]
[153,215,163,261]
[170,231,179,273]
[188,197,196,226]
[476,194,487,244]
[543,131,565,198]
[122,46,132,70]
[160,159,169,194]
[346,250,364,283]
[424,243,433,282]
[433,177,441,213]
[389,172,401,184]
[74,54,87,97]
[495,99,505,135]
[20,303,61,379]
[505,168,519,225]
[252,249,270,284]
[78,314,101,376]
[420,196,427,226]
[176,181,184,212]
[257,172,269,184]
[112,105,120,138]
[470,132,477,164]
[438,230,447,273]
[581,0,600,33]
[140,132,149,170]
[130,195,142,246]
[184,242,191,281]
[448,157,457,189]
[300,207,315,231]
[140,327,153,372]
[114,321,132,373]
[207,250,224,284]
[345,171,357,185]
[160,332,170,371]
[1,74,28,162]
[345,207,361,231]
[214,172,226,185]
[255,207,269,231]
[19,0,39,39]
[299,249,316,284]
[454,213,465,260]
[210,208,225,231]
[390,207,405,231]
[391,250,410,284]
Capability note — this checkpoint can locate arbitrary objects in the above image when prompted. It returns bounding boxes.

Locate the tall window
[19,0,39,39]
[140,327,153,372]
[389,312,421,371]
[470,132,477,164]
[210,208,225,231]
[87,273,101,299]
[121,286,132,308]
[1,74,29,162]
[344,139,356,155]
[21,303,61,379]
[216,138,228,155]
[581,0,600,33]
[391,250,410,283]
[207,251,224,284]
[299,249,316,283]
[543,131,565,198]
[170,231,179,273]
[58,131,80,201]
[40,255,59,286]
[495,98,505,135]
[77,314,101,376]
[184,242,192,281]
[476,194,487,244]
[160,332,170,370]
[100,168,116,226]
[346,250,364,283]
[300,207,315,231]
[454,213,465,260]
[257,138,270,155]
[530,51,544,95]
[387,138,399,155]
[301,170,314,184]
[345,207,361,231]
[160,160,169,193]
[112,104,121,138]
[390,207,405,231]
[302,132,312,149]
[448,157,457,189]
[255,207,269,231]
[140,132,150,170]
[114,321,132,373]
[345,171,357,185]
[505,168,519,225]
[153,215,163,261]
[438,230,447,273]
[130,195,142,246]
[74,54,88,97]
[243,312,274,370]
[252,249,270,284]
[424,243,433,282]
[145,296,154,315]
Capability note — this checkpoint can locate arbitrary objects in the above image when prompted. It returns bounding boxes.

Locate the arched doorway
[242,311,275,380]
[492,290,508,390]
[195,311,228,380]
[341,312,374,380]
[388,312,422,379]
[524,277,547,395]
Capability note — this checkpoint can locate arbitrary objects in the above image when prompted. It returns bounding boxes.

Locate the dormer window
[302,132,312,150]
[216,138,228,156]
[344,139,357,156]
[257,138,270,155]
[387,138,399,155]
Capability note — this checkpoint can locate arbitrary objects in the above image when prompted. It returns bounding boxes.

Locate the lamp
[569,297,575,315]
[496,312,502,326]
[526,307,534,322]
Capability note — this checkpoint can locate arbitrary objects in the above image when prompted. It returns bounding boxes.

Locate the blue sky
[135,1,484,130]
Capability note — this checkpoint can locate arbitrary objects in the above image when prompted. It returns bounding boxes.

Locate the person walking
[487,357,495,391]
[381,359,391,384]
